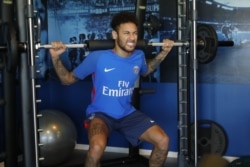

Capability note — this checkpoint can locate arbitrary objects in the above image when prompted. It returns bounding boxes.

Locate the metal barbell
[0,23,234,72]
[0,39,233,50]
[0,39,196,51]
[35,40,189,49]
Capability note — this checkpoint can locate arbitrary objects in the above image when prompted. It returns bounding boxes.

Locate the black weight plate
[190,120,228,160]
[0,23,7,48]
[197,24,218,64]
[0,23,3,45]
[2,22,18,72]
[0,23,8,70]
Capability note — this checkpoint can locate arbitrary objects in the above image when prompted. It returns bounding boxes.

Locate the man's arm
[143,39,174,76]
[51,57,78,85]
[49,41,78,85]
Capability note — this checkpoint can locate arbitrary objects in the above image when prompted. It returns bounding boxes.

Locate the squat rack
[177,0,198,167]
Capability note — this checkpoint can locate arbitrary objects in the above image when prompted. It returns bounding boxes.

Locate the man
[49,11,174,167]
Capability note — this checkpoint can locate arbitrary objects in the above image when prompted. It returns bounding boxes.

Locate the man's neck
[112,48,132,58]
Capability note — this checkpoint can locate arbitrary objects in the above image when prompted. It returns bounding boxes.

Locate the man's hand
[49,41,67,59]
[161,39,174,54]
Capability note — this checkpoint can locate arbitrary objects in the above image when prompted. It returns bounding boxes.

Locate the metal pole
[176,0,191,166]
[26,0,40,166]
[191,0,198,166]
[17,0,37,166]
[17,0,40,166]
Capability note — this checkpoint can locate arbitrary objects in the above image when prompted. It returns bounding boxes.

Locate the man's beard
[117,39,136,53]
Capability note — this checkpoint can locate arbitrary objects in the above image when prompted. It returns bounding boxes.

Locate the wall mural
[196,1,250,84]
[45,0,163,82]
[158,0,250,84]
[34,0,250,84]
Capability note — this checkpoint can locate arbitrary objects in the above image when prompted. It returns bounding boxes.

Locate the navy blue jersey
[73,49,148,119]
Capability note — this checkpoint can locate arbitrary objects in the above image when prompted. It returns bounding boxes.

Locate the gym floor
[51,149,178,167]
[17,149,233,167]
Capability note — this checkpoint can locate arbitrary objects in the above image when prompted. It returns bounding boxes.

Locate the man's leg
[140,125,169,167]
[85,118,109,167]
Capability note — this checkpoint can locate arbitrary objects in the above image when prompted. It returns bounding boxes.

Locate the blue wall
[35,79,250,156]
[36,80,179,151]
[1,72,249,157]
[196,83,250,156]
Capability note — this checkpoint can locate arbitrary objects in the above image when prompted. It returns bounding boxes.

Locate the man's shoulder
[133,49,144,55]
[87,49,112,58]
[91,49,111,54]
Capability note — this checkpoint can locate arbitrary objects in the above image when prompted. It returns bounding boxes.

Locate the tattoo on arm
[149,58,162,70]
[52,58,78,84]
[54,58,68,77]
[145,51,168,76]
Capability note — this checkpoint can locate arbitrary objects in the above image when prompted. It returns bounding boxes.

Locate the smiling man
[49,11,174,167]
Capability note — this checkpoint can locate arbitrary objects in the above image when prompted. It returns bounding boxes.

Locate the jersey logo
[133,66,139,74]
[104,68,115,72]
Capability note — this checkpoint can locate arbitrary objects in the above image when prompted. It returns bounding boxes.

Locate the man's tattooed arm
[144,50,169,76]
[52,57,78,85]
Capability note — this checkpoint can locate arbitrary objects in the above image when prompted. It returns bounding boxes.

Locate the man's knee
[88,142,106,159]
[155,133,170,151]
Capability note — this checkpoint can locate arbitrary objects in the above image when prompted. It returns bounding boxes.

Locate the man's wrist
[52,56,60,61]
[160,50,169,55]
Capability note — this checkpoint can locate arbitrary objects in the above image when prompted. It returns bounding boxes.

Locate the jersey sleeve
[73,51,99,80]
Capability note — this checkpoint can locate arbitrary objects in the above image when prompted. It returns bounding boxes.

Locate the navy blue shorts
[86,111,157,146]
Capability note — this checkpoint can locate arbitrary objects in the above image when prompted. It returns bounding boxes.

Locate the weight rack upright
[177,0,198,167]
[17,0,42,166]
[176,0,193,167]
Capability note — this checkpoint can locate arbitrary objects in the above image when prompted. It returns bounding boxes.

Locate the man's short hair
[110,11,138,31]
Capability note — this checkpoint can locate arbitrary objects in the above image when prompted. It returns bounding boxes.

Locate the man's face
[112,22,138,53]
